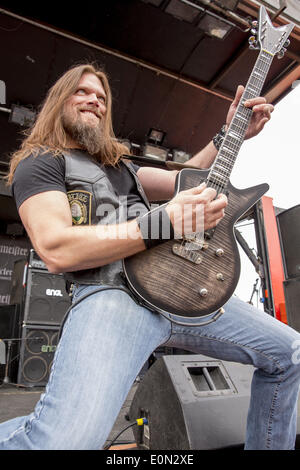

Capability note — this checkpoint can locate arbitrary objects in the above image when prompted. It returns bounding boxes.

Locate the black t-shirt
[12,151,142,211]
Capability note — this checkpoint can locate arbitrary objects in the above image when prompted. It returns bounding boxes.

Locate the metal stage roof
[0,0,299,221]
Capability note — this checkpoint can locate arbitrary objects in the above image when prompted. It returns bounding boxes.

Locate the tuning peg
[248,36,258,49]
[284,39,290,48]
[277,48,286,59]
[250,20,258,35]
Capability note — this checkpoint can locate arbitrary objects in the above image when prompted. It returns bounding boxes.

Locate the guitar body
[124,168,269,318]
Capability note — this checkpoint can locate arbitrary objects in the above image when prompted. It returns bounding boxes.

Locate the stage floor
[0,380,138,450]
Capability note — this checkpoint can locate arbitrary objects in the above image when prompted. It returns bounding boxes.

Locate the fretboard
[207,50,274,192]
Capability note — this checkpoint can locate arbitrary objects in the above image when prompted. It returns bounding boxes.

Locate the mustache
[78,106,101,118]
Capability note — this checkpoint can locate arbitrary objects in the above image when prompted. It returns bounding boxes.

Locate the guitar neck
[207,49,274,192]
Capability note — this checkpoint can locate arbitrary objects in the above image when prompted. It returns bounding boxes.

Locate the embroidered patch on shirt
[67,190,92,225]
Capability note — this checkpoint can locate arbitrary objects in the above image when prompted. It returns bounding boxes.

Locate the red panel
[261,196,287,323]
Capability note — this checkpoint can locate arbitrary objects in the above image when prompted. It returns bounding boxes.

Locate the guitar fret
[207,174,227,187]
[246,85,259,96]
[220,148,235,158]
[252,72,264,82]
[213,163,230,176]
[228,128,244,139]
[236,108,252,120]
[253,70,264,78]
[255,65,269,77]
[206,45,278,190]
[251,77,263,87]
[219,155,234,166]
[210,176,227,185]
[230,122,247,135]
[224,135,242,151]
[235,113,248,122]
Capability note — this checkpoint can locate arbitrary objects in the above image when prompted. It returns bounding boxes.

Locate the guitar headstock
[248,5,294,59]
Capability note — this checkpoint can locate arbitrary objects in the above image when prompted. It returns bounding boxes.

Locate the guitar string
[211,53,270,187]
[206,51,272,195]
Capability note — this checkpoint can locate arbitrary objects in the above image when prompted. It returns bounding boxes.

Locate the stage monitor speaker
[277,205,300,279]
[129,354,255,450]
[283,277,300,333]
[23,269,71,325]
[17,324,59,387]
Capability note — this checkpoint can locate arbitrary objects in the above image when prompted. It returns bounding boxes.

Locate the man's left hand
[226,85,274,139]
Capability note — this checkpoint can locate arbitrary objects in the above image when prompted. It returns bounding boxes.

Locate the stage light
[161,0,234,39]
[147,128,166,145]
[197,13,232,39]
[172,149,191,163]
[9,105,36,127]
[143,143,169,161]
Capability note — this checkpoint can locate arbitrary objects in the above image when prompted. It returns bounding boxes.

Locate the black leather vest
[63,149,150,286]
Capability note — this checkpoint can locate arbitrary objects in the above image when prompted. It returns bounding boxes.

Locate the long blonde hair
[7,63,129,184]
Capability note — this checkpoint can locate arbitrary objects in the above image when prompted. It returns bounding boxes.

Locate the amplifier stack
[9,249,71,386]
[277,205,300,332]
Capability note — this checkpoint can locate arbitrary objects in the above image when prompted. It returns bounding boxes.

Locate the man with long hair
[1,63,300,450]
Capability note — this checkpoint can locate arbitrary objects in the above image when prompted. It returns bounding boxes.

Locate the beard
[62,107,105,155]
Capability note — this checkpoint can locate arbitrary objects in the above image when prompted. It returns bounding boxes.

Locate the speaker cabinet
[0,304,22,382]
[17,325,59,386]
[23,269,71,325]
[284,277,300,333]
[130,355,255,450]
[277,205,300,279]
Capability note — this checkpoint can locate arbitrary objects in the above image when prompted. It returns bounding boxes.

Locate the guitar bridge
[172,236,208,264]
[172,243,202,264]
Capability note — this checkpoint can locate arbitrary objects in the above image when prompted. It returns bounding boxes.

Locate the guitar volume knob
[199,288,208,297]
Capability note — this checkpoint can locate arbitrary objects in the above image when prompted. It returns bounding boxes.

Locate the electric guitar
[123,6,294,321]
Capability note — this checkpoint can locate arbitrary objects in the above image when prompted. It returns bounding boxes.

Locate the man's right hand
[165,182,228,237]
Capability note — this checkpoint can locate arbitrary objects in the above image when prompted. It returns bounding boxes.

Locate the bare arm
[19,191,145,274]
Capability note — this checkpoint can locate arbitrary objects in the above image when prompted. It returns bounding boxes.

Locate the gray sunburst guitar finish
[124,168,268,318]
[123,6,294,320]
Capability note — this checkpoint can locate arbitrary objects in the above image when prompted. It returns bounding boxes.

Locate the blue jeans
[0,284,300,450]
